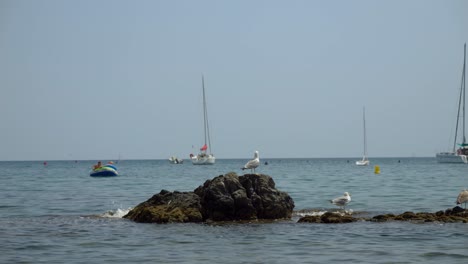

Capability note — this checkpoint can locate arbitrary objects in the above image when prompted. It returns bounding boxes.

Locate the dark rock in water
[298,207,468,224]
[297,215,321,223]
[394,211,418,221]
[448,206,466,215]
[239,173,294,220]
[124,173,295,223]
[370,207,468,223]
[194,172,252,221]
[297,212,359,224]
[371,214,396,222]
[194,173,294,221]
[123,190,203,223]
[435,210,444,216]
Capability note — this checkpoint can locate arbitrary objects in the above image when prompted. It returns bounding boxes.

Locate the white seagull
[329,192,351,210]
[241,151,260,173]
[456,189,468,209]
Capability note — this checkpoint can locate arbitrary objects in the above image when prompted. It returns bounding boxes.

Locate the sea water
[1,158,467,263]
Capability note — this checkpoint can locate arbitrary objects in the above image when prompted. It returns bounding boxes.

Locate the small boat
[90,164,118,177]
[169,156,184,164]
[191,76,216,165]
[436,43,467,163]
[356,107,370,166]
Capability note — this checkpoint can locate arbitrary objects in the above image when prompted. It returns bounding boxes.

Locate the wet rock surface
[123,190,203,223]
[124,173,295,223]
[370,207,468,223]
[297,212,360,223]
[297,207,468,224]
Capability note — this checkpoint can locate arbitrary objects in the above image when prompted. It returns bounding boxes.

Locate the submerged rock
[297,212,359,224]
[124,173,295,223]
[297,207,468,224]
[370,207,468,223]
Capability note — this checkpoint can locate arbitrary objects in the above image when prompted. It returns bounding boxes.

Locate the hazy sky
[1,0,467,161]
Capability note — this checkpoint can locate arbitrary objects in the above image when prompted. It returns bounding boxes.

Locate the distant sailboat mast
[436,43,467,163]
[202,76,208,152]
[463,43,466,147]
[191,75,216,165]
[356,107,369,166]
[202,75,213,155]
[362,107,368,160]
[454,43,467,152]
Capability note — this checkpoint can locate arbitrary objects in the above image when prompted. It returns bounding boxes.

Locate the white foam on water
[294,209,328,217]
[100,208,133,218]
[294,208,354,217]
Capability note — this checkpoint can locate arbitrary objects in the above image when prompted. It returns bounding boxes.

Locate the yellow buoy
[374,165,380,174]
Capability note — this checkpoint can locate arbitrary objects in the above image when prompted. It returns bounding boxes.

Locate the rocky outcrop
[124,171,468,225]
[123,190,203,223]
[370,206,468,223]
[297,212,360,224]
[297,207,468,224]
[124,173,295,223]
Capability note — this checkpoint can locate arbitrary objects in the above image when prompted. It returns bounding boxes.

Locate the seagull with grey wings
[329,192,351,210]
[241,151,260,173]
[456,189,468,209]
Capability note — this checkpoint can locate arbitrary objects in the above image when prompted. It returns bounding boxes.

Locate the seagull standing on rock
[456,189,468,209]
[241,151,260,173]
[329,192,351,210]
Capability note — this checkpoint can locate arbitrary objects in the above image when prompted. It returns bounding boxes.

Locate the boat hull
[191,155,215,165]
[436,152,465,163]
[169,157,184,164]
[90,166,118,177]
[356,159,370,166]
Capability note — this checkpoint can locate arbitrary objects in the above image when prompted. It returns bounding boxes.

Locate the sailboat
[436,43,467,163]
[356,107,369,166]
[191,76,216,165]
[168,156,183,164]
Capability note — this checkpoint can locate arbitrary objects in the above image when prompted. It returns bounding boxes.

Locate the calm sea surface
[1,158,467,263]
